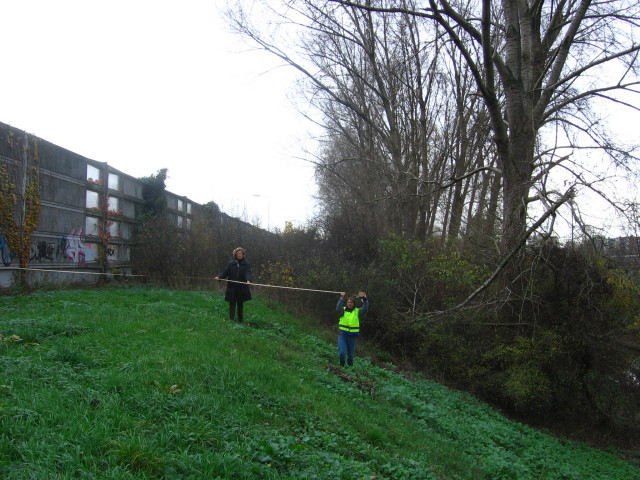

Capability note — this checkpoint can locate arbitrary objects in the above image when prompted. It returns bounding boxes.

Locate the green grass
[0,286,638,479]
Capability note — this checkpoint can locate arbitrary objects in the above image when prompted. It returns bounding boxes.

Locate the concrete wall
[0,121,195,287]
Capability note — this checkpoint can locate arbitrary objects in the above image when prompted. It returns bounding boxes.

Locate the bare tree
[225,1,499,243]
[326,0,640,254]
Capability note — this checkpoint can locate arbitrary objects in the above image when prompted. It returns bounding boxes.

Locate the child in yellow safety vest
[336,291,369,366]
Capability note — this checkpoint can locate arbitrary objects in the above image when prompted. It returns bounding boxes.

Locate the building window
[109,221,120,238]
[87,165,101,184]
[177,199,184,211]
[86,190,99,209]
[187,203,192,214]
[108,196,119,213]
[120,223,130,240]
[108,173,120,191]
[85,216,99,236]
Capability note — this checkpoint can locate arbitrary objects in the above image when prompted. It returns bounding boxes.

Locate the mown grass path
[1,287,638,479]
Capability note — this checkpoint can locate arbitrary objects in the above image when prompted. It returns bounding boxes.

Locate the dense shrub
[280,233,640,440]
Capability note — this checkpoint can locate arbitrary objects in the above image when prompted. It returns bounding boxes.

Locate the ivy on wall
[0,135,42,271]
[98,193,112,272]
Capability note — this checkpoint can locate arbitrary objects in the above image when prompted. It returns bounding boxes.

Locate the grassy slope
[0,287,638,480]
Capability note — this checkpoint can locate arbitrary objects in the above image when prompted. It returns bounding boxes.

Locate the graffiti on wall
[29,241,56,262]
[0,234,14,267]
[61,228,87,266]
[1,228,105,267]
[31,228,98,266]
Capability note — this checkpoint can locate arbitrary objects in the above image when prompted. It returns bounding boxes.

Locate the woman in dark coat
[214,247,252,322]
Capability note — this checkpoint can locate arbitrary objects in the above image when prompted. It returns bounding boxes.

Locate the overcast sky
[2,1,638,238]
[0,0,318,231]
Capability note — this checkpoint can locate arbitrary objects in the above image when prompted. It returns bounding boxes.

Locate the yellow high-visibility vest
[338,308,360,335]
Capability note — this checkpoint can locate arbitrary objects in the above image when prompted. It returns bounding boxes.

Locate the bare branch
[428,186,575,317]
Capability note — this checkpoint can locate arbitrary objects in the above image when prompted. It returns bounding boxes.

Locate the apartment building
[0,121,193,287]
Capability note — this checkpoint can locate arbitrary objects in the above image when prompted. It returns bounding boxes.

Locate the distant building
[604,236,640,258]
[0,121,195,287]
[603,236,640,275]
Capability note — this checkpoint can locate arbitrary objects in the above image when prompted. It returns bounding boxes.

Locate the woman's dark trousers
[229,301,244,322]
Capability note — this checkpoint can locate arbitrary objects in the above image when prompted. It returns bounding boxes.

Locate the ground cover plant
[0,287,638,479]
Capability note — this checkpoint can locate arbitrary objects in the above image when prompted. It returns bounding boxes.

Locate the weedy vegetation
[0,287,638,479]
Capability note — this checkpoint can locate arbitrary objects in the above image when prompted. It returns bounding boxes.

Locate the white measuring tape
[5,267,343,294]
